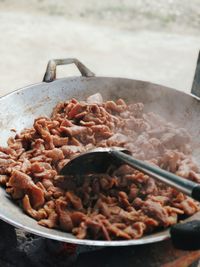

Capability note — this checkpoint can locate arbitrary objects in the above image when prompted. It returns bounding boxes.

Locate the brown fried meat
[0,93,199,240]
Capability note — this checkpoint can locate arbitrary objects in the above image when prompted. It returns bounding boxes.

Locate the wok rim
[1,76,200,101]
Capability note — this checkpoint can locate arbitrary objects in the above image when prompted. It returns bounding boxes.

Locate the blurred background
[0,0,200,96]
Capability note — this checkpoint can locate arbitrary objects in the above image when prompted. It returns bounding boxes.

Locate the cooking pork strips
[0,93,200,240]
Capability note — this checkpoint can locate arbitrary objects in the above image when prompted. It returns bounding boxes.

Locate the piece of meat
[189,171,200,183]
[67,103,85,119]
[80,120,96,127]
[176,158,199,179]
[107,133,130,146]
[91,125,113,138]
[20,158,31,173]
[0,158,16,171]
[38,211,58,228]
[0,151,10,159]
[128,103,144,118]
[57,158,71,172]
[105,100,126,113]
[103,220,131,239]
[72,222,87,239]
[38,200,58,228]
[98,201,111,217]
[142,200,169,226]
[125,117,150,133]
[85,216,111,240]
[0,175,9,185]
[176,198,199,215]
[43,148,64,162]
[55,199,73,231]
[7,170,45,209]
[71,211,86,226]
[129,184,139,201]
[124,222,146,239]
[31,138,45,150]
[22,195,47,220]
[30,162,52,173]
[0,146,17,157]
[160,151,181,172]
[6,186,24,199]
[51,102,66,118]
[34,118,54,149]
[60,125,88,137]
[118,191,131,209]
[53,136,68,147]
[61,145,84,157]
[66,191,83,210]
[140,177,157,195]
[161,128,190,150]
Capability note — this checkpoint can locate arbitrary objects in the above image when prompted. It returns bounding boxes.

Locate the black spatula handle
[192,185,200,201]
[170,220,200,250]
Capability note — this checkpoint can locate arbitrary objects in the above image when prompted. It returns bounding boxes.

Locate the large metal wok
[0,56,200,246]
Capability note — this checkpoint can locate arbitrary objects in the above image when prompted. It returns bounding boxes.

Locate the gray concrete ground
[0,0,200,96]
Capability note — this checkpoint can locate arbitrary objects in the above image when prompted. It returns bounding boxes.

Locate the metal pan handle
[43,58,95,83]
[191,51,200,97]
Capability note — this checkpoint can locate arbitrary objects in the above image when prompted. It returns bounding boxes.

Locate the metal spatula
[60,147,200,202]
